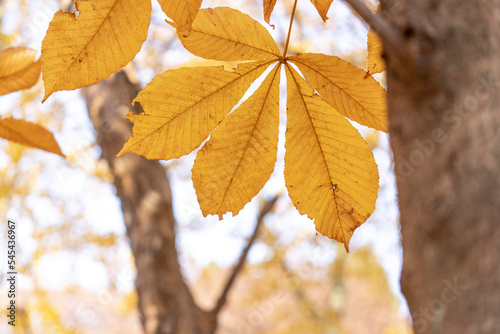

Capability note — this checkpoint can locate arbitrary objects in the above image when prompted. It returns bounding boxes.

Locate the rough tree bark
[348,0,500,333]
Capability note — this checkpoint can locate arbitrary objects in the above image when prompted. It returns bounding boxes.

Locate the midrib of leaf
[129,60,275,148]
[188,25,280,59]
[286,64,343,235]
[46,0,121,96]
[0,61,39,80]
[0,122,43,148]
[289,58,387,126]
[217,65,280,213]
[0,60,35,79]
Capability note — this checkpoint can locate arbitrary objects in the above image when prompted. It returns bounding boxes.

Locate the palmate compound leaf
[285,64,379,250]
[367,28,386,75]
[0,47,41,96]
[174,7,282,61]
[158,0,203,36]
[117,60,274,159]
[192,64,280,219]
[120,6,381,249]
[41,0,151,102]
[289,53,388,132]
[0,118,64,157]
[310,0,334,22]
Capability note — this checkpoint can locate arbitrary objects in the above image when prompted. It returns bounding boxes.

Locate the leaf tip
[266,21,276,29]
[264,16,275,29]
[343,242,350,253]
[55,149,66,158]
[42,87,54,103]
[116,139,134,158]
[115,147,127,158]
[47,139,65,158]
[165,19,177,29]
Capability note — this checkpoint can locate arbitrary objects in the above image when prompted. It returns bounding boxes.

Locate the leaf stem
[282,0,298,60]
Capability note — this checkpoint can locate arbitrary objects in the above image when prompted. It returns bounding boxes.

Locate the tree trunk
[381,1,500,333]
[82,71,213,334]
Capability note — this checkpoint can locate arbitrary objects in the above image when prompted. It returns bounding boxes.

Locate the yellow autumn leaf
[192,65,280,219]
[367,28,386,75]
[175,7,281,61]
[158,0,202,35]
[118,60,274,160]
[41,0,151,101]
[310,0,334,22]
[0,118,64,157]
[116,7,383,250]
[289,53,388,132]
[0,47,41,96]
[285,65,378,250]
[263,0,278,24]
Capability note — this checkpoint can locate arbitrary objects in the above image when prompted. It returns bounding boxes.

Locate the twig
[282,0,298,59]
[341,0,402,50]
[211,194,281,316]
